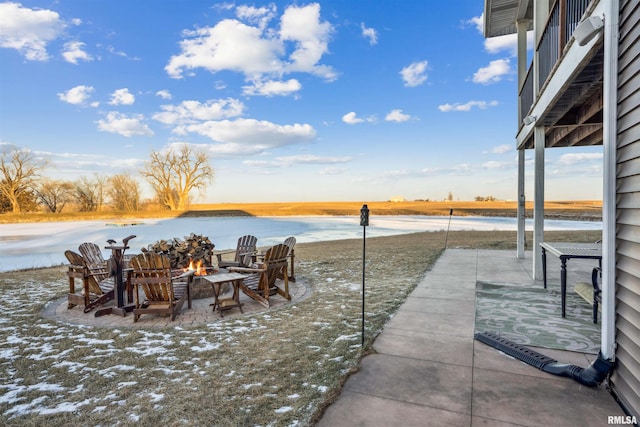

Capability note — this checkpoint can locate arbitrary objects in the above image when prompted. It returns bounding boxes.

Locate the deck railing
[519,0,592,125]
[519,66,534,124]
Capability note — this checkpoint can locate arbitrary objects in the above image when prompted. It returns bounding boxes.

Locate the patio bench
[574,267,602,324]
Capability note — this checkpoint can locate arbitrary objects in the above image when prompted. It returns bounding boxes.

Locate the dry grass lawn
[0,200,602,223]
[0,223,601,426]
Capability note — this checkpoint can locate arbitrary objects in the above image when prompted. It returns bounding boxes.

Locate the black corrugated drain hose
[475,332,614,387]
[541,352,614,387]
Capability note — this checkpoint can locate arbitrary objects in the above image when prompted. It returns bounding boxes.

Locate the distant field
[0,200,602,223]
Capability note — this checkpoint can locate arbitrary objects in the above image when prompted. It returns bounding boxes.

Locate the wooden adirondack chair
[229,243,290,308]
[215,235,257,268]
[283,236,296,281]
[65,250,115,312]
[79,242,107,271]
[128,252,195,322]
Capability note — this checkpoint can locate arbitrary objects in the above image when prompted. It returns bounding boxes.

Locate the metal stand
[95,235,136,317]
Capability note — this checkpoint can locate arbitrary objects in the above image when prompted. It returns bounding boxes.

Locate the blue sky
[0,1,603,203]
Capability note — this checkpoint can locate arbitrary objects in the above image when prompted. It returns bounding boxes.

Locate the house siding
[612,0,640,418]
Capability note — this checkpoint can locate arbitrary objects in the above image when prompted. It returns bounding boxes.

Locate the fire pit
[144,233,215,269]
[144,233,229,299]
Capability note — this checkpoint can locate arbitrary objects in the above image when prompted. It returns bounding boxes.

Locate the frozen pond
[0,215,601,272]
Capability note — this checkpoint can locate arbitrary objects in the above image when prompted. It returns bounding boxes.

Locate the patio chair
[128,252,195,322]
[215,235,257,268]
[79,242,107,271]
[229,243,290,308]
[64,250,115,312]
[283,236,296,281]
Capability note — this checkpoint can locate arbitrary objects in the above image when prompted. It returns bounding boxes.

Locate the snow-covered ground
[0,215,601,272]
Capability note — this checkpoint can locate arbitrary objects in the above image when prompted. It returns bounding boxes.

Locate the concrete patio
[317,248,626,426]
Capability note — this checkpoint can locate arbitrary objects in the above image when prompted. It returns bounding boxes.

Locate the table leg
[209,280,243,317]
[561,258,567,318]
[232,280,244,314]
[542,247,547,289]
[210,282,220,313]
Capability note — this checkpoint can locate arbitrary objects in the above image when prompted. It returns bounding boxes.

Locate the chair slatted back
[236,235,258,266]
[129,252,175,303]
[64,250,107,296]
[79,242,106,268]
[283,237,296,254]
[263,244,289,288]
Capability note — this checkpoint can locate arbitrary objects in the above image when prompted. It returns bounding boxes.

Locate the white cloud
[489,144,512,154]
[280,3,335,78]
[361,23,377,45]
[109,88,135,106]
[165,19,283,79]
[484,35,518,56]
[342,112,363,125]
[242,79,302,97]
[320,166,347,175]
[177,118,316,153]
[97,112,153,137]
[0,2,65,61]
[473,59,512,84]
[342,112,376,125]
[385,109,411,123]
[400,60,428,87]
[62,41,93,64]
[236,4,276,29]
[558,152,603,165]
[165,4,336,88]
[106,45,139,60]
[155,90,172,100]
[482,160,513,169]
[244,154,351,168]
[467,15,483,33]
[467,14,521,56]
[278,154,351,166]
[57,85,95,105]
[153,98,244,125]
[438,100,498,112]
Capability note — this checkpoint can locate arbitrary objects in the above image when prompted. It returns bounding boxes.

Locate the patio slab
[374,328,473,366]
[317,248,625,426]
[340,353,473,414]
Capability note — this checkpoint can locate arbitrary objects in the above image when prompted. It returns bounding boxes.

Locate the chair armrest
[172,270,196,280]
[228,266,264,274]
[215,249,236,256]
[237,250,257,256]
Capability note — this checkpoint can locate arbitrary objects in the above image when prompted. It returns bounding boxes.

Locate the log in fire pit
[143,233,215,271]
[142,233,224,299]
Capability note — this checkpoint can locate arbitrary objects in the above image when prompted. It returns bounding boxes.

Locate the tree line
[0,144,213,214]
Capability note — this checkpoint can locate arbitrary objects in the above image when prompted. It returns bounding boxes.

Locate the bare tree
[0,147,47,213]
[141,144,213,211]
[73,175,107,212]
[0,188,38,213]
[107,174,140,211]
[35,180,74,213]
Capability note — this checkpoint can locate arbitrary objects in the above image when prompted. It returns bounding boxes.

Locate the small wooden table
[202,272,247,317]
[540,242,602,318]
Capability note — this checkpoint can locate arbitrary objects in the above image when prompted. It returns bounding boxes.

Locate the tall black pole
[360,204,369,347]
[444,208,453,249]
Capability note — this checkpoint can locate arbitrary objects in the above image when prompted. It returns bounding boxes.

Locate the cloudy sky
[0,1,603,203]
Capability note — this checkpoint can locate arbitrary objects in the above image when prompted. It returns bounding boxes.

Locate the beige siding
[612,0,640,418]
